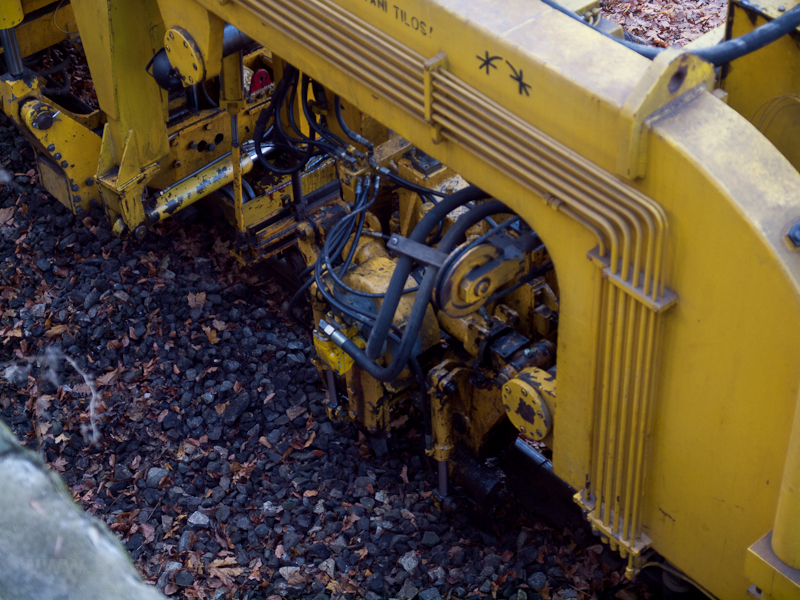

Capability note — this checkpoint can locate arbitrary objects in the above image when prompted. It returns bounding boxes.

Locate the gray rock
[421,530,440,548]
[479,579,493,594]
[146,467,168,489]
[157,561,183,591]
[114,463,133,481]
[419,588,443,600]
[397,579,419,600]
[526,572,547,591]
[83,289,101,309]
[178,530,193,553]
[222,394,249,425]
[174,570,194,586]
[187,510,211,529]
[398,551,419,573]
[0,420,165,600]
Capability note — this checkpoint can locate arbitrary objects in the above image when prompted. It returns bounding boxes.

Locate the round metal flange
[436,242,498,317]
[502,369,553,440]
[164,27,205,86]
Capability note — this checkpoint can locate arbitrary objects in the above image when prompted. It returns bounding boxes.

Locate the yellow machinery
[2,0,800,597]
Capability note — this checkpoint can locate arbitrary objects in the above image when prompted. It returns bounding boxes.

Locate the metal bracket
[423,52,447,144]
[387,233,448,268]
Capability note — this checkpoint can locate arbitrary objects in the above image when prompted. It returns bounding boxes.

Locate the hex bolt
[788,221,800,247]
[85,178,94,186]
[208,143,216,151]
[60,161,69,168]
[47,144,55,152]
[71,184,79,192]
[189,141,197,149]
[54,153,62,160]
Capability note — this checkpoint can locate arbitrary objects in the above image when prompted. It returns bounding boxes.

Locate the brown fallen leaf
[164,583,178,595]
[96,368,120,387]
[187,292,206,308]
[0,206,14,225]
[46,325,68,337]
[202,325,219,344]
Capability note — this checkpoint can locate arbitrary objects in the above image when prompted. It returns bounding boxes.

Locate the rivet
[85,178,94,186]
[208,143,216,151]
[189,141,197,149]
[71,184,79,192]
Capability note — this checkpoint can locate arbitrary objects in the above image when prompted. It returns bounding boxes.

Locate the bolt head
[54,153,62,160]
[47,144,55,152]
[60,161,69,168]
[85,178,94,186]
[71,184,79,192]
[788,222,800,247]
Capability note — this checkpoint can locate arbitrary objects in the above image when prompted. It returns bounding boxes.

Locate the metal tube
[325,370,337,410]
[0,28,23,78]
[146,151,255,224]
[437,461,448,497]
[222,24,254,57]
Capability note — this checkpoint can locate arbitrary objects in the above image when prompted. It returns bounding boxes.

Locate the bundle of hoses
[324,186,513,383]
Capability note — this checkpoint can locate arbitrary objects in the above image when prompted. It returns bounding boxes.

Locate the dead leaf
[400,465,409,484]
[202,325,219,344]
[164,583,178,595]
[0,207,14,225]
[96,368,120,387]
[46,325,68,337]
[212,319,226,331]
[187,292,206,308]
[303,489,318,497]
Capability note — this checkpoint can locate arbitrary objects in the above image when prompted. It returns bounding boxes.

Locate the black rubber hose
[694,4,800,64]
[364,185,490,359]
[542,0,800,66]
[334,95,374,151]
[340,200,508,382]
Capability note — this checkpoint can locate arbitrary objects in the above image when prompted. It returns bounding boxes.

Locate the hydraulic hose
[694,3,800,64]
[542,0,800,66]
[364,185,490,359]
[331,200,509,382]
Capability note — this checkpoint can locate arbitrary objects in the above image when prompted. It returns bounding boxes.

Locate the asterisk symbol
[506,60,531,96]
[476,51,502,75]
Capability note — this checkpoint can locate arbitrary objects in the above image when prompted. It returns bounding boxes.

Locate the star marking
[506,60,531,96]
[476,51,502,75]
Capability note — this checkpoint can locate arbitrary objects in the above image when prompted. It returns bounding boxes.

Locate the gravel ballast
[0,111,645,600]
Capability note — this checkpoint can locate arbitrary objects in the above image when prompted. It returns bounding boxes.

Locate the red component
[250,69,271,94]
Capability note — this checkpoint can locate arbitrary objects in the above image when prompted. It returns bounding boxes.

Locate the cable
[364,186,490,359]
[332,200,510,383]
[542,0,800,66]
